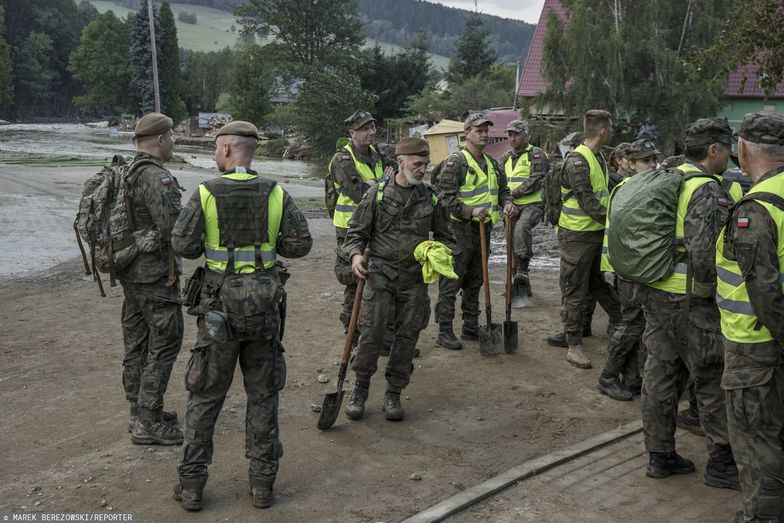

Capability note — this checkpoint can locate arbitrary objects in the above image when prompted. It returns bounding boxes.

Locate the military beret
[661,155,685,169]
[134,112,173,138]
[738,111,784,145]
[464,112,493,130]
[215,120,259,140]
[684,117,735,147]
[506,119,528,133]
[345,110,375,130]
[627,139,660,160]
[395,137,430,157]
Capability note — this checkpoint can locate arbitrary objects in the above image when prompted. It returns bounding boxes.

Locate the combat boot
[382,390,404,421]
[625,375,643,396]
[437,324,462,350]
[597,370,633,401]
[128,404,138,434]
[704,454,741,491]
[646,451,695,479]
[461,323,480,341]
[676,404,704,436]
[344,383,369,420]
[130,409,178,433]
[173,482,203,512]
[131,419,184,446]
[546,332,568,348]
[566,345,592,369]
[250,486,273,509]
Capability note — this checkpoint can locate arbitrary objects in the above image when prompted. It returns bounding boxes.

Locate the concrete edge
[400,419,644,523]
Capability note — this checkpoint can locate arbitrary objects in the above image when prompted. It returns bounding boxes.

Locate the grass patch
[293,196,326,212]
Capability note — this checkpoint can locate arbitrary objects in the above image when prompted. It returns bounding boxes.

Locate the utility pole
[147,0,161,113]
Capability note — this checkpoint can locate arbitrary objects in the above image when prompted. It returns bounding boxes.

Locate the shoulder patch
[446,160,454,167]
[737,217,750,228]
[341,154,351,161]
[160,175,173,186]
[717,197,730,207]
[533,153,541,159]
[574,160,584,167]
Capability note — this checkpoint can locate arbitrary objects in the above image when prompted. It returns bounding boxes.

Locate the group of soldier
[106,105,784,522]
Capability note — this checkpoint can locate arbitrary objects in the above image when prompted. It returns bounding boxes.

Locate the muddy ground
[0,159,641,522]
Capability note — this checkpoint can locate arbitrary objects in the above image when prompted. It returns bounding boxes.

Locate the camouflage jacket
[342,177,456,284]
[435,148,513,221]
[558,150,609,242]
[117,153,184,284]
[500,145,549,200]
[328,142,393,205]
[171,170,313,262]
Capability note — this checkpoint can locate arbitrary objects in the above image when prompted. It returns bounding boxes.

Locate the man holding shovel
[341,137,455,421]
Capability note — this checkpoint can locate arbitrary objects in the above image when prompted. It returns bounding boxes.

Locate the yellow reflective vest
[505,144,542,205]
[453,149,500,224]
[199,171,283,273]
[716,170,784,343]
[558,144,609,232]
[332,143,384,229]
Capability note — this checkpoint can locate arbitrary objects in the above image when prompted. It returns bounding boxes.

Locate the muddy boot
[344,383,369,420]
[382,390,404,421]
[597,370,633,401]
[646,451,696,479]
[566,345,592,369]
[250,486,273,509]
[128,404,138,434]
[546,332,568,348]
[461,323,480,341]
[704,453,741,491]
[676,404,704,436]
[437,324,462,350]
[131,419,184,446]
[624,375,643,396]
[173,482,203,512]
[161,410,178,426]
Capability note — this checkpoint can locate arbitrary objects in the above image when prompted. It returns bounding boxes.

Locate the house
[720,64,784,128]
[423,119,464,163]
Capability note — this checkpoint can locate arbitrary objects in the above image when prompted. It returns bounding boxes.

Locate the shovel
[479,220,503,356]
[509,217,529,309]
[503,215,519,353]
[317,254,367,430]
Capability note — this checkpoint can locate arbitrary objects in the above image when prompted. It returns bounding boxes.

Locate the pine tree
[0,6,13,114]
[159,2,186,120]
[447,12,498,85]
[129,0,162,115]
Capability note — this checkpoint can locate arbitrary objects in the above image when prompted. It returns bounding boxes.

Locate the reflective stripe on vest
[332,143,383,229]
[453,150,501,224]
[199,172,283,273]
[558,145,609,232]
[716,171,784,343]
[505,145,542,205]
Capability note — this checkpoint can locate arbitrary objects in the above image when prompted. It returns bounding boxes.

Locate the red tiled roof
[484,140,511,163]
[485,108,519,139]
[723,63,784,99]
[517,0,566,98]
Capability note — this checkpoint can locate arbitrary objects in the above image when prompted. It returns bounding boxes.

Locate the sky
[423,0,546,24]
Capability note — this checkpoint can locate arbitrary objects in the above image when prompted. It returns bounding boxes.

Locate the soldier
[121,112,184,445]
[555,110,621,369]
[716,111,784,522]
[639,117,739,488]
[171,121,312,511]
[501,119,549,294]
[341,137,456,421]
[434,112,517,350]
[596,139,657,401]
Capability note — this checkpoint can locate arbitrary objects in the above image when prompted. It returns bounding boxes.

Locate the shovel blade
[503,320,518,353]
[316,390,345,430]
[511,282,529,308]
[479,323,503,356]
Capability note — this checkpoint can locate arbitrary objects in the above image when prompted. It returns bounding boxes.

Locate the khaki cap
[215,120,259,140]
[134,112,173,138]
[627,139,660,160]
[739,111,784,145]
[506,119,528,133]
[395,137,430,157]
[345,110,375,130]
[684,117,735,147]
[464,112,493,130]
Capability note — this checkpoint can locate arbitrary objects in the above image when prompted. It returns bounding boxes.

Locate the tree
[221,44,274,123]
[181,47,235,113]
[128,0,162,114]
[14,32,59,115]
[0,6,13,114]
[68,11,133,113]
[159,2,186,120]
[447,12,498,85]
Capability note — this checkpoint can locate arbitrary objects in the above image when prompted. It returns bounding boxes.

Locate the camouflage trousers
[639,288,731,458]
[511,203,543,261]
[723,340,784,522]
[352,270,430,392]
[435,220,486,327]
[604,278,645,378]
[557,232,620,346]
[120,279,183,420]
[178,316,285,490]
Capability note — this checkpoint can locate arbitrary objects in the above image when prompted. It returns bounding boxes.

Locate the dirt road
[0,161,641,521]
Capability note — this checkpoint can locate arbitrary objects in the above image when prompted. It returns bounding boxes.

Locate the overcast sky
[423,0,546,24]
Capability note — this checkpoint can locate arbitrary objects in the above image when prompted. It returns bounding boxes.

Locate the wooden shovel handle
[505,214,513,315]
[479,220,492,325]
[340,250,368,365]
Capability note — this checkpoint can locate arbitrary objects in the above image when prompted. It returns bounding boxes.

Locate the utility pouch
[182,266,205,308]
[204,309,234,342]
[219,270,281,340]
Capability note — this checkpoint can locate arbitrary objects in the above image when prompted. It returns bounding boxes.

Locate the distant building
[270,78,303,106]
[423,119,464,163]
[720,64,784,128]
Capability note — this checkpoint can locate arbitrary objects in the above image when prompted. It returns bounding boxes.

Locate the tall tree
[0,6,13,114]
[68,11,133,113]
[222,44,273,123]
[159,2,186,120]
[14,31,59,115]
[181,47,235,114]
[128,0,162,114]
[447,12,498,84]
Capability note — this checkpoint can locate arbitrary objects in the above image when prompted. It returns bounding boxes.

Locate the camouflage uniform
[342,177,455,391]
[118,153,184,422]
[604,277,645,379]
[722,167,784,522]
[172,170,312,492]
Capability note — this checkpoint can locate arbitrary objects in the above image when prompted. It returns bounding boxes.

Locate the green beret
[627,139,660,160]
[134,112,173,138]
[215,120,259,140]
[739,111,784,145]
[464,112,493,130]
[684,117,735,147]
[344,110,375,130]
[395,137,430,157]
[506,119,527,133]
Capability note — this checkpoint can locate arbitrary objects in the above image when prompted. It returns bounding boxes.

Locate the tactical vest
[199,171,283,273]
[505,145,542,205]
[453,149,500,225]
[375,178,439,206]
[332,143,384,229]
[558,144,609,232]
[600,177,629,273]
[716,169,784,343]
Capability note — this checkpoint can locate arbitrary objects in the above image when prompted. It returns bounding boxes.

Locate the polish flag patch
[446,161,454,167]
[737,217,750,228]
[574,160,584,167]
[341,154,351,160]
[717,197,729,207]
[160,176,172,186]
[533,154,541,159]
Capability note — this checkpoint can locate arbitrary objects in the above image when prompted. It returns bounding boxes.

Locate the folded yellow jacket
[413,240,458,284]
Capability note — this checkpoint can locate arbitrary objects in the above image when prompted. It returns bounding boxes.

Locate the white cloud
[423,0,545,23]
